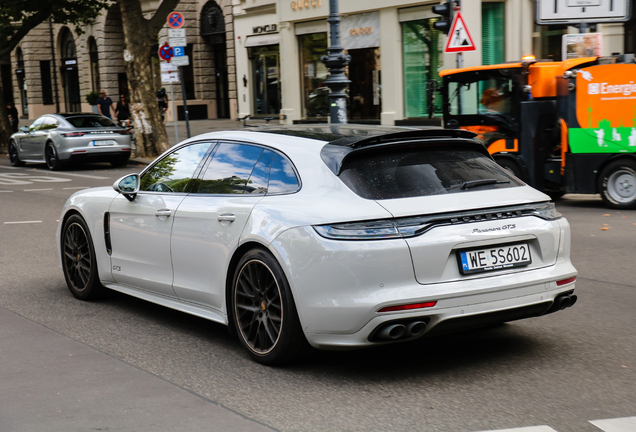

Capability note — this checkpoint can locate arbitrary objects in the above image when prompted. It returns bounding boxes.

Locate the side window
[268,153,300,194]
[196,143,264,194]
[28,118,45,132]
[140,142,211,193]
[40,117,59,130]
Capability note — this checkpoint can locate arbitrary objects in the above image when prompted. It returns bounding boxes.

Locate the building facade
[1,0,633,125]
[232,0,635,125]
[0,0,238,122]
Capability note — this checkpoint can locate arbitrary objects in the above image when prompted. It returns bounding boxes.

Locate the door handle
[155,209,172,217]
[218,214,236,222]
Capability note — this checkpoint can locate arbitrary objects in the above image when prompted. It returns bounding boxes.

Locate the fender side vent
[104,212,112,255]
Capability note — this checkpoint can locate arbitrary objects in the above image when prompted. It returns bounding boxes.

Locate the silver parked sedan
[8,113,132,170]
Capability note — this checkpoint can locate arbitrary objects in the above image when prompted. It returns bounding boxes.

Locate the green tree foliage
[0,0,109,146]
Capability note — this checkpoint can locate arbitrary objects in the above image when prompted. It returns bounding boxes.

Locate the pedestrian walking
[7,103,19,133]
[116,95,131,126]
[97,89,116,120]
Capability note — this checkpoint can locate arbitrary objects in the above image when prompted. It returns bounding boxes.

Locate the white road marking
[0,190,13,193]
[590,416,636,432]
[473,426,558,432]
[63,187,89,190]
[24,188,53,192]
[4,221,42,224]
[53,172,111,179]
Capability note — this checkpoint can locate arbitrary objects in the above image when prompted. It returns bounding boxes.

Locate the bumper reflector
[557,276,576,286]
[379,301,437,313]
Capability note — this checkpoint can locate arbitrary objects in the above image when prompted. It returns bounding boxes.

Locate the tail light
[379,301,437,313]
[62,132,85,137]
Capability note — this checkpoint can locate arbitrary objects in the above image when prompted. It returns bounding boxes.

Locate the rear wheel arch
[595,154,636,193]
[596,156,636,209]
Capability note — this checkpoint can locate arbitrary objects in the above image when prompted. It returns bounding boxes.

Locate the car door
[19,117,45,159]
[108,141,213,296]
[33,116,59,158]
[170,142,273,309]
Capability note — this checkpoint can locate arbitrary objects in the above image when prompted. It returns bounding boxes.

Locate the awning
[244,33,280,48]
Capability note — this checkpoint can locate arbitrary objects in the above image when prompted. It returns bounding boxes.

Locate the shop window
[183,45,196,100]
[250,45,281,116]
[402,19,444,118]
[482,3,505,65]
[40,61,53,105]
[625,16,635,54]
[298,33,329,118]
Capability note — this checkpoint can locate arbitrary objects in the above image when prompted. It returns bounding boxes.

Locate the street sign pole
[178,66,191,138]
[170,83,178,143]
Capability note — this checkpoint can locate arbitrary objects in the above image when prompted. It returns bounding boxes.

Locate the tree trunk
[0,84,13,150]
[117,0,180,158]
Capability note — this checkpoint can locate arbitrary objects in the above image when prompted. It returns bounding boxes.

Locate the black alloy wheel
[8,141,25,167]
[62,215,104,300]
[232,248,309,365]
[45,142,64,171]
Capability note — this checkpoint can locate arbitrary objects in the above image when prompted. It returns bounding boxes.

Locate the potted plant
[85,91,100,113]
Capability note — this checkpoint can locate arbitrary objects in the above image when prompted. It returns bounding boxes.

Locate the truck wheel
[599,160,636,209]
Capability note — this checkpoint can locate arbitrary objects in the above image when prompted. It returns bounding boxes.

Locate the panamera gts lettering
[472,224,516,233]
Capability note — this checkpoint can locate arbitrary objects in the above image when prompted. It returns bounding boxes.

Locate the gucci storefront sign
[291,0,322,11]
[342,12,380,50]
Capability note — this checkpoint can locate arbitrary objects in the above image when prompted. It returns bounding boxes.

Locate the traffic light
[432,0,454,35]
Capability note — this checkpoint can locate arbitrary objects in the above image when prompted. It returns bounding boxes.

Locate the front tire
[599,160,636,209]
[61,214,104,300]
[8,140,25,167]
[231,248,310,365]
[45,142,65,171]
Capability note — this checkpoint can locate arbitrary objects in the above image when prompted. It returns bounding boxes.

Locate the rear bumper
[304,280,576,350]
[64,148,131,163]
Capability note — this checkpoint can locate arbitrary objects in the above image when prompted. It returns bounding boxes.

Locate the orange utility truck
[433,54,636,208]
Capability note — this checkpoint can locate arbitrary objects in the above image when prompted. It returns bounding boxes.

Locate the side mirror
[113,173,140,202]
[20,126,29,133]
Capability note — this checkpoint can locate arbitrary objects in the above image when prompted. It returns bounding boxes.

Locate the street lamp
[320,0,350,124]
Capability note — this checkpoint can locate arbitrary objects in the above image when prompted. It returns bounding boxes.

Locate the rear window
[66,116,117,128]
[338,147,523,200]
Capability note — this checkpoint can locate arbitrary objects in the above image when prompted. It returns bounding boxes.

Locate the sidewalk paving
[0,306,275,432]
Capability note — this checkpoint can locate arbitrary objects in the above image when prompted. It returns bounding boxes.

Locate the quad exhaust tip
[374,320,428,341]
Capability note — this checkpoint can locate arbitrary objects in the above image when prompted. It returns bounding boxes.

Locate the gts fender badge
[472,224,516,233]
[113,265,121,272]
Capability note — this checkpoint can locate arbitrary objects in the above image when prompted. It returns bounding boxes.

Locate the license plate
[458,243,531,275]
[93,140,117,146]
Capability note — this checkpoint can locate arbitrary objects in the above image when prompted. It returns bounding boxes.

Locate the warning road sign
[444,11,476,53]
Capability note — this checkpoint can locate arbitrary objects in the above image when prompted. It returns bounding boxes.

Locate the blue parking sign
[173,47,185,57]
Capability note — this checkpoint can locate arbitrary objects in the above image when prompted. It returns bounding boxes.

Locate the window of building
[298,32,329,118]
[625,16,635,54]
[183,44,196,100]
[89,37,100,92]
[482,2,505,65]
[402,18,444,118]
[40,61,54,105]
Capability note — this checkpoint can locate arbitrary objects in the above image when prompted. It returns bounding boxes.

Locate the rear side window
[66,116,116,128]
[268,153,300,194]
[338,147,523,200]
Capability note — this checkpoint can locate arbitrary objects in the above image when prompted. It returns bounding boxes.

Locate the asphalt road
[0,158,634,432]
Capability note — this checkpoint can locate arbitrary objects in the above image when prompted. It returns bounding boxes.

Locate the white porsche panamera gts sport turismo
[57,126,577,365]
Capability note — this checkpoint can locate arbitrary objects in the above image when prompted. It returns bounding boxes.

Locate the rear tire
[61,214,104,300]
[8,140,25,167]
[111,156,129,168]
[231,248,310,365]
[599,159,636,209]
[45,142,66,171]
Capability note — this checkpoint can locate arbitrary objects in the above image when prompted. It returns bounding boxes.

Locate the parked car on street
[56,125,577,365]
[8,113,132,170]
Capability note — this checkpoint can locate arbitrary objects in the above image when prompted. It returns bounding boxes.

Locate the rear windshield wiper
[461,179,510,189]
